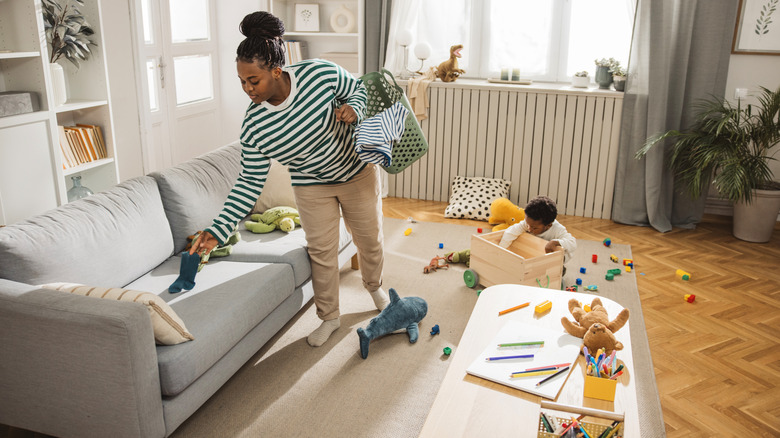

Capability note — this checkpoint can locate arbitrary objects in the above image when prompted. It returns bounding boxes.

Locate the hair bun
[240,11,284,39]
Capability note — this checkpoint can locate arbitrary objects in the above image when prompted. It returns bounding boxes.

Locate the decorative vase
[330,4,356,33]
[613,76,626,92]
[732,187,780,243]
[595,66,613,90]
[572,76,590,88]
[67,176,93,202]
[50,63,67,106]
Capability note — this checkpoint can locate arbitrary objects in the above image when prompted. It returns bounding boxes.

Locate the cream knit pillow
[42,283,194,345]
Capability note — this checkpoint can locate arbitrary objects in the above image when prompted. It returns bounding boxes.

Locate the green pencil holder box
[583,375,617,401]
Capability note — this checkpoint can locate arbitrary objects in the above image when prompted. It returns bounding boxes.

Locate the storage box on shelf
[0,0,118,225]
[269,0,364,75]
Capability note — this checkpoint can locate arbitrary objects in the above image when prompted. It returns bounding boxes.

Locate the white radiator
[387,83,624,219]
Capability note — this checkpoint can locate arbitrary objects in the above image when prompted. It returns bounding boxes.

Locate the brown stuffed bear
[561,298,629,355]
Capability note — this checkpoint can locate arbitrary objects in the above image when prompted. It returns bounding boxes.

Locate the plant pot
[572,76,590,88]
[50,63,67,106]
[613,75,626,91]
[595,65,613,89]
[732,187,780,243]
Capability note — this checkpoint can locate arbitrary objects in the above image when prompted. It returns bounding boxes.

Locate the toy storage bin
[360,69,428,174]
[468,230,563,288]
[584,375,618,402]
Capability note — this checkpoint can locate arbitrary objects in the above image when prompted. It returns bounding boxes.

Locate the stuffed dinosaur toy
[186,231,241,272]
[356,288,428,359]
[488,198,525,232]
[435,44,465,82]
[561,298,629,356]
[245,206,300,233]
[170,231,241,292]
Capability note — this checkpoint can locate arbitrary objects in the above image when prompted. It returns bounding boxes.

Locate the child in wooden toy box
[498,196,576,272]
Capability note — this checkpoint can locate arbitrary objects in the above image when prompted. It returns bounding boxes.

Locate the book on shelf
[284,40,308,65]
[58,123,108,169]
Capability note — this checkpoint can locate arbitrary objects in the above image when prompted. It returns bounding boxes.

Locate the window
[389,0,634,82]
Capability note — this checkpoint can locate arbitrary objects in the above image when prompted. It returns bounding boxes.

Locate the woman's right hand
[189,230,219,256]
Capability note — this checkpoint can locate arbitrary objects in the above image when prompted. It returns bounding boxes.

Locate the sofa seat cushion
[0,176,173,287]
[123,256,295,396]
[226,217,353,287]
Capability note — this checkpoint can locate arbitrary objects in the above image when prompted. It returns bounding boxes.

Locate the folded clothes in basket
[353,101,409,167]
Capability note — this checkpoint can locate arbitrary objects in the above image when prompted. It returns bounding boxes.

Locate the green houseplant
[42,0,97,68]
[636,86,780,242]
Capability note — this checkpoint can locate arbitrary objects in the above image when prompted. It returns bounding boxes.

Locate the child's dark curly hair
[524,196,557,225]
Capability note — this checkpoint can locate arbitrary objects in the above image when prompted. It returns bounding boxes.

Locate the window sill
[397,77,624,98]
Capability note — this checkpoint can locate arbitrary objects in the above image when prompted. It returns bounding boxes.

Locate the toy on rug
[357,288,428,359]
[423,256,449,273]
[245,206,300,233]
[488,198,525,232]
[561,298,629,355]
[186,231,241,272]
[435,44,465,82]
[444,248,471,267]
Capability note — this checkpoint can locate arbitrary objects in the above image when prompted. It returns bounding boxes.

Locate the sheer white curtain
[383,0,421,75]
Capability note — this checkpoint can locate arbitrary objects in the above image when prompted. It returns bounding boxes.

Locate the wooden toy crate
[469,230,563,288]
[537,416,623,437]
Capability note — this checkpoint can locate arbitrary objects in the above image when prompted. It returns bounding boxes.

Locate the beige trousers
[293,164,384,321]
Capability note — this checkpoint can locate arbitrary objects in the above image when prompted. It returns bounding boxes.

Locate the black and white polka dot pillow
[444,176,511,221]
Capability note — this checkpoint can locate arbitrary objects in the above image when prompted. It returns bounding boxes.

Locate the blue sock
[169,252,200,293]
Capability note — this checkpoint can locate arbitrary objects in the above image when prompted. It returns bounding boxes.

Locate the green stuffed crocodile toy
[245,206,301,234]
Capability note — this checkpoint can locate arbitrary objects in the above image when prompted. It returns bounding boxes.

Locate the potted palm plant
[41,0,97,105]
[636,86,780,242]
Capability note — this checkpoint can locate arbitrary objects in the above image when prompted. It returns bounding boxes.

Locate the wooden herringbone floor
[383,197,780,438]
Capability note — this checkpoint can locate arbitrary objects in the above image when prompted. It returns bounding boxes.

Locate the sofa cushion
[444,175,511,221]
[226,217,353,287]
[123,256,295,396]
[0,176,173,287]
[41,282,194,345]
[150,142,242,253]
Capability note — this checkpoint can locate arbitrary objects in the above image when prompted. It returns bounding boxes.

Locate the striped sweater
[206,59,367,244]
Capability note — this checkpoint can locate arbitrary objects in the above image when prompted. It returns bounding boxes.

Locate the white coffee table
[419,284,640,437]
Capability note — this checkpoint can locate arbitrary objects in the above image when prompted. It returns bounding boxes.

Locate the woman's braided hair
[236,11,286,69]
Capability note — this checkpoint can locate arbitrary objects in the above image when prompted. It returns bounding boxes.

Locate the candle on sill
[501,68,510,81]
[512,68,521,81]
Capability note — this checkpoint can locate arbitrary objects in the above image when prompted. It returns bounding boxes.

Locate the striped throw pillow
[42,283,194,345]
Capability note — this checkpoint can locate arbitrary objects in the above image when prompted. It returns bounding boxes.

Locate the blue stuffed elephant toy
[356,288,428,359]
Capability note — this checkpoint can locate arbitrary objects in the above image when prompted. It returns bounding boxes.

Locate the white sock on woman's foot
[370,288,390,311]
[307,318,341,347]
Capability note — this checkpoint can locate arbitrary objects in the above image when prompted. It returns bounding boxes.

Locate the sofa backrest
[0,176,174,287]
[150,142,242,253]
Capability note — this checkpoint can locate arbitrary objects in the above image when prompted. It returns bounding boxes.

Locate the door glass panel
[173,55,213,105]
[141,0,153,44]
[169,0,210,43]
[146,59,159,111]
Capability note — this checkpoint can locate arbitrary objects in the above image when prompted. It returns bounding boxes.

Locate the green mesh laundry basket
[360,69,429,174]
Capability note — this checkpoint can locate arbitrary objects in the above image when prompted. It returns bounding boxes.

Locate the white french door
[138,0,221,172]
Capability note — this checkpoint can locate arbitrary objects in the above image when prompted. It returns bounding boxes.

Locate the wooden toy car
[463,230,563,289]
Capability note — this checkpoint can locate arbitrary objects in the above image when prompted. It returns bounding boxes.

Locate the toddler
[498,196,576,264]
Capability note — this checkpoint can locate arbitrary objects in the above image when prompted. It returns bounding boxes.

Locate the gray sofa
[0,142,357,438]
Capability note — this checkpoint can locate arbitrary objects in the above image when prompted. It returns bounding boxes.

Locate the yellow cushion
[42,283,194,345]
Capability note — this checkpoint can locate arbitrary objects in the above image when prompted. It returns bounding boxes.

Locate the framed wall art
[732,0,780,55]
[294,4,320,32]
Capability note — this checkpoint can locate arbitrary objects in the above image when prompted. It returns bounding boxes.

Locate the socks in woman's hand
[169,252,201,293]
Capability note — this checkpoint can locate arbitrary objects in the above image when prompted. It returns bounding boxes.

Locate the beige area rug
[169,218,664,438]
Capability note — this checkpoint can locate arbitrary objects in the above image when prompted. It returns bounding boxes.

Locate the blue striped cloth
[354,101,409,166]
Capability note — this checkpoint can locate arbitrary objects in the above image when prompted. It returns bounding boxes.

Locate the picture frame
[732,0,780,55]
[294,4,320,32]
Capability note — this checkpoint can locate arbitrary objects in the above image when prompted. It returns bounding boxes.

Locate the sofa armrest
[0,279,166,438]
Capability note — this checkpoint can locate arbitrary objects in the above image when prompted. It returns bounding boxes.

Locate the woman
[190,11,388,347]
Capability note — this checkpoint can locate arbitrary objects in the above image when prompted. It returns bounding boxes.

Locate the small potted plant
[572,71,590,88]
[636,86,780,242]
[41,0,98,105]
[611,65,627,91]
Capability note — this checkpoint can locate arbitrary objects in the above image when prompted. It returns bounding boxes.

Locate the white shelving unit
[0,0,118,225]
[270,0,364,75]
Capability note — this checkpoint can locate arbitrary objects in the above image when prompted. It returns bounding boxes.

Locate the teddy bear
[561,298,629,355]
[245,206,300,233]
[488,198,525,232]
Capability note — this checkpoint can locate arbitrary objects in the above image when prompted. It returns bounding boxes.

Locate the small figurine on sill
[435,44,465,82]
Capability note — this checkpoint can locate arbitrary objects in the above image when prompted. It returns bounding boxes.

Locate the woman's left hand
[335,104,357,124]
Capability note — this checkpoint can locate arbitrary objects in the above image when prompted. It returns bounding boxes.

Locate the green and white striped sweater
[206,59,367,244]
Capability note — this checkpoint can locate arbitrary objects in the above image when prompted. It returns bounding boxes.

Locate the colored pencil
[484,354,534,361]
[498,302,530,315]
[535,365,570,386]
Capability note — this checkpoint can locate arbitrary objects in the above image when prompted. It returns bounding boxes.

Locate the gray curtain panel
[364,0,392,73]
[612,0,739,232]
